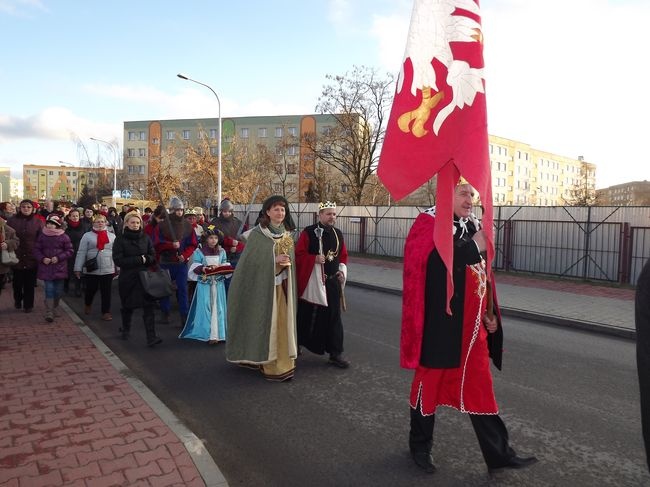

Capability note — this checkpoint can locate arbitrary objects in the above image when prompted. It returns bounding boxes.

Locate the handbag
[0,225,19,265]
[1,248,19,265]
[84,255,99,272]
[139,268,173,298]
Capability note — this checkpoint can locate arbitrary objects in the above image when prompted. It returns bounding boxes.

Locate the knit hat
[46,214,63,227]
[184,208,197,217]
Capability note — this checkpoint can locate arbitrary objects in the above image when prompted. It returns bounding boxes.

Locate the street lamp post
[90,137,119,208]
[177,73,222,205]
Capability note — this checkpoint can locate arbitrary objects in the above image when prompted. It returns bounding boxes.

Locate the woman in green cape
[226,195,298,382]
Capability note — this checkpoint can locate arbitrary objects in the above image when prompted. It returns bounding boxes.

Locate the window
[287,183,297,193]
[166,131,175,140]
[341,184,349,193]
[258,128,267,138]
[152,137,159,145]
[198,130,206,139]
[240,128,249,138]
[273,183,282,192]
[139,131,146,141]
[287,145,297,156]
[128,131,136,141]
[209,128,218,139]
[275,164,283,174]
[323,127,332,136]
[275,127,283,138]
[139,148,146,157]
[127,149,136,157]
[183,130,190,140]
[287,164,296,174]
[275,146,283,155]
[139,166,145,175]
[288,127,297,136]
[49,171,53,175]
[210,147,218,156]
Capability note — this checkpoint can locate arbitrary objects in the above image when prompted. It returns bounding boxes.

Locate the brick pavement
[0,285,213,487]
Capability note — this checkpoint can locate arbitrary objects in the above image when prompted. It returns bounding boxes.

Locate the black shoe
[147,337,163,347]
[159,312,170,324]
[118,328,130,340]
[24,308,33,313]
[328,355,350,369]
[14,302,21,309]
[411,451,436,473]
[488,455,538,474]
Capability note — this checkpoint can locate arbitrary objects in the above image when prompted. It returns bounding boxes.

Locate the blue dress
[179,247,228,342]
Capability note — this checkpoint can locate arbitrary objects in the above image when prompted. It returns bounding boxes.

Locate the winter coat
[0,220,20,274]
[65,221,87,277]
[33,230,74,281]
[112,228,156,309]
[74,231,116,275]
[7,214,44,270]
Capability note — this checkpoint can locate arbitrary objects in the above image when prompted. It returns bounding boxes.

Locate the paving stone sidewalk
[0,285,226,487]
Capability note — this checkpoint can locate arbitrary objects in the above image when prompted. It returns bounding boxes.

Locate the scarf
[201,245,221,256]
[94,230,109,250]
[122,228,143,240]
[43,227,64,237]
[66,219,81,229]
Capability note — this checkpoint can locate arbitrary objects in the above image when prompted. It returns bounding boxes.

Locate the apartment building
[597,180,650,206]
[123,114,339,203]
[22,164,107,201]
[0,167,10,202]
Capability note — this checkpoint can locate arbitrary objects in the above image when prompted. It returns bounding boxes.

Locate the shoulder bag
[139,267,173,298]
[0,225,19,266]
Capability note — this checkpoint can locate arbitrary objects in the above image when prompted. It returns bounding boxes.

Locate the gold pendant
[326,251,335,262]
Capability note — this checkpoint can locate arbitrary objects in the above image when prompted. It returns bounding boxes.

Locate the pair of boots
[44,298,60,323]
[120,307,162,347]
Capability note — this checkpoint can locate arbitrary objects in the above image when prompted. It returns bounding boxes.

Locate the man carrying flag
[378,0,537,475]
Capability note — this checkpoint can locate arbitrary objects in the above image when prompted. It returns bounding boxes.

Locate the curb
[59,300,229,487]
[347,280,636,341]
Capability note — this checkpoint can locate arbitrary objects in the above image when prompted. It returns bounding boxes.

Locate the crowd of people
[0,195,352,375]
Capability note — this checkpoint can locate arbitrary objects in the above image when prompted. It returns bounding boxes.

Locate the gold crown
[457,175,470,186]
[319,201,336,210]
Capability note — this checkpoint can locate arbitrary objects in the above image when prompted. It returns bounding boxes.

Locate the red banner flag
[378,0,494,312]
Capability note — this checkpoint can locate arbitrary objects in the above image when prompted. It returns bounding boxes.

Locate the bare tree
[302,65,395,204]
[221,136,274,205]
[563,164,599,206]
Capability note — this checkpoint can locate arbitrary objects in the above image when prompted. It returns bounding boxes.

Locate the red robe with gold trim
[402,210,503,415]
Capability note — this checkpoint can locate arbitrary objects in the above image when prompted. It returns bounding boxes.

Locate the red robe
[402,210,502,415]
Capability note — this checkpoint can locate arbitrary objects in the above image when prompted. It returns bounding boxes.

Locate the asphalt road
[64,283,649,487]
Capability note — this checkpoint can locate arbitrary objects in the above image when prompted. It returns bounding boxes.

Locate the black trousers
[85,274,113,313]
[409,407,516,468]
[12,268,38,309]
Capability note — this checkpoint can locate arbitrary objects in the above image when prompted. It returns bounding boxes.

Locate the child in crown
[179,226,233,344]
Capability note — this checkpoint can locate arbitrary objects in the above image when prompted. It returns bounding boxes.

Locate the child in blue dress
[179,226,232,344]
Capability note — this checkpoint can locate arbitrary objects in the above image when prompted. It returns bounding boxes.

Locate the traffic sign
[121,189,132,199]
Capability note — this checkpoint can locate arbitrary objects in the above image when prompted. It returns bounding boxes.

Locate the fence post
[619,222,631,284]
[582,206,592,280]
[359,216,367,254]
[503,219,512,272]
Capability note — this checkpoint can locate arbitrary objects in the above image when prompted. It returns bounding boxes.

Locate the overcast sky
[1,0,648,190]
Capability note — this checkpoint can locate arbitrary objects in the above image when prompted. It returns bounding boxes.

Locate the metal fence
[235,204,650,286]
